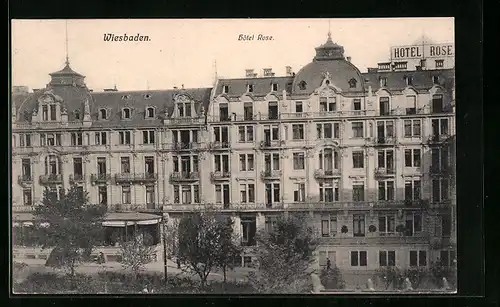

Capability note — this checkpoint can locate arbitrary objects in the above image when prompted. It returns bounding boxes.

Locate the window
[404,149,421,167]
[219,103,229,121]
[70,132,83,146]
[265,215,279,232]
[351,122,364,138]
[45,155,61,175]
[353,183,365,201]
[352,151,364,168]
[264,153,280,171]
[319,148,339,170]
[146,107,155,118]
[442,215,452,237]
[376,120,394,139]
[409,250,427,267]
[145,156,155,174]
[41,133,60,146]
[98,186,107,205]
[263,125,280,142]
[213,126,230,145]
[173,185,199,204]
[353,99,361,111]
[215,184,230,205]
[405,76,414,86]
[214,154,230,173]
[244,102,253,120]
[293,183,306,202]
[432,178,449,202]
[435,59,444,68]
[240,184,255,203]
[73,158,83,179]
[433,76,439,84]
[348,78,357,88]
[379,77,387,87]
[95,132,107,145]
[19,134,32,147]
[317,123,340,139]
[319,181,339,202]
[404,119,421,138]
[431,118,449,136]
[378,181,395,201]
[272,83,278,91]
[377,149,394,169]
[121,157,130,173]
[241,217,257,246]
[122,108,131,119]
[379,97,390,115]
[49,105,57,121]
[379,214,396,234]
[265,183,280,205]
[97,157,107,175]
[42,105,48,121]
[222,85,229,94]
[405,213,423,236]
[293,152,305,170]
[99,109,107,120]
[268,101,279,120]
[295,101,303,113]
[319,96,336,112]
[23,188,32,206]
[321,214,337,237]
[122,185,131,204]
[405,179,421,201]
[177,102,192,117]
[143,130,155,144]
[146,185,155,204]
[238,126,254,142]
[351,251,367,266]
[247,84,254,93]
[21,159,31,180]
[119,131,131,145]
[432,95,444,113]
[405,96,417,115]
[183,185,193,204]
[239,154,255,171]
[379,251,396,266]
[353,214,365,237]
[440,250,456,267]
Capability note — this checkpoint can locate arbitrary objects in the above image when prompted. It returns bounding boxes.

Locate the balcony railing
[39,174,63,185]
[210,171,231,181]
[110,203,162,212]
[18,175,33,185]
[374,167,396,177]
[317,233,430,245]
[375,136,397,145]
[314,169,341,179]
[259,140,285,149]
[115,173,158,183]
[163,202,285,212]
[165,117,205,125]
[91,173,111,184]
[207,141,231,150]
[171,142,202,151]
[287,200,431,211]
[69,174,85,183]
[260,170,282,180]
[169,171,200,182]
[427,134,450,143]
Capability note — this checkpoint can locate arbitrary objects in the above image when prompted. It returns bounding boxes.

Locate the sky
[11,18,454,92]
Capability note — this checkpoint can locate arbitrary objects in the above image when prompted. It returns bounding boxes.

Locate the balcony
[169,171,199,182]
[207,141,231,151]
[260,170,282,180]
[163,202,284,212]
[110,203,162,213]
[39,174,63,185]
[210,171,231,181]
[69,174,85,183]
[374,167,396,177]
[259,140,285,150]
[318,233,430,245]
[375,136,397,146]
[314,169,341,179]
[18,175,33,185]
[115,173,158,184]
[165,117,205,125]
[427,134,450,144]
[286,200,430,211]
[91,173,111,184]
[171,142,202,151]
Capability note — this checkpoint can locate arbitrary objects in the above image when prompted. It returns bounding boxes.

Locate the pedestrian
[326,258,331,271]
[177,258,181,269]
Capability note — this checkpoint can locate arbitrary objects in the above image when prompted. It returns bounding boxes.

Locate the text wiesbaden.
[103,34,151,42]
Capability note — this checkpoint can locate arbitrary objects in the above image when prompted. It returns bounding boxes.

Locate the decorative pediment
[314,83,342,96]
[37,90,63,104]
[265,93,281,101]
[375,88,392,96]
[174,94,192,103]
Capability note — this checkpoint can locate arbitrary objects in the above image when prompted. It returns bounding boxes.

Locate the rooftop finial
[327,20,332,40]
[65,20,69,65]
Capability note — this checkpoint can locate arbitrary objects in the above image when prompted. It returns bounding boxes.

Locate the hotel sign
[391,43,454,60]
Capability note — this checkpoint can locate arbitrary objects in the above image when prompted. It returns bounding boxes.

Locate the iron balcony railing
[210,171,231,181]
[314,169,341,179]
[375,136,397,145]
[39,174,63,185]
[169,171,200,182]
[115,173,158,183]
[69,174,85,183]
[91,173,111,184]
[110,203,161,212]
[18,174,33,184]
[259,140,285,149]
[260,170,282,180]
[208,141,231,150]
[172,142,202,151]
[374,167,396,177]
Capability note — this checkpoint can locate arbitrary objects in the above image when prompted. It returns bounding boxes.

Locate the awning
[102,212,162,227]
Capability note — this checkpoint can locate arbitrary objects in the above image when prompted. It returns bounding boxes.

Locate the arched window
[298,81,307,90]
[146,107,155,118]
[99,108,107,120]
[45,155,61,175]
[122,108,131,119]
[348,78,357,88]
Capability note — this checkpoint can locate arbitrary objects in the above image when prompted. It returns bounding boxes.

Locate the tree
[248,214,318,294]
[176,210,236,289]
[119,233,156,279]
[34,185,107,285]
[214,217,242,286]
[374,266,404,290]
[429,260,457,289]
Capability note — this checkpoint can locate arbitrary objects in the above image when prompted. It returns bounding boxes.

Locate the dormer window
[41,104,57,121]
[99,108,108,120]
[222,85,229,94]
[379,77,388,87]
[271,83,278,92]
[298,81,307,90]
[177,102,192,117]
[348,78,357,88]
[146,107,155,118]
[247,84,254,93]
[432,76,439,84]
[122,108,131,119]
[74,110,81,120]
[144,94,152,99]
[405,76,414,86]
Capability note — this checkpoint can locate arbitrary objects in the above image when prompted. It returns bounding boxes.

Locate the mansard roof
[214,76,294,98]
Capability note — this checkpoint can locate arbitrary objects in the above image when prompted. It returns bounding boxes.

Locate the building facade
[12,33,456,271]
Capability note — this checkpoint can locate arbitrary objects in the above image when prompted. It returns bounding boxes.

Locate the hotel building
[12,32,456,271]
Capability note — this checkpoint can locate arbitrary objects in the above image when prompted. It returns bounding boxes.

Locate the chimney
[173,86,178,90]
[347,56,352,62]
[245,69,256,78]
[367,68,378,73]
[181,84,185,89]
[286,66,293,76]
[263,68,274,77]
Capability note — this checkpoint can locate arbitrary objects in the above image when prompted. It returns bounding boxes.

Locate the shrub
[375,266,404,290]
[402,267,429,289]
[319,267,346,289]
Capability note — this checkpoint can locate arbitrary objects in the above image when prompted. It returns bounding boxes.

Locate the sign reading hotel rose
[391,43,454,60]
